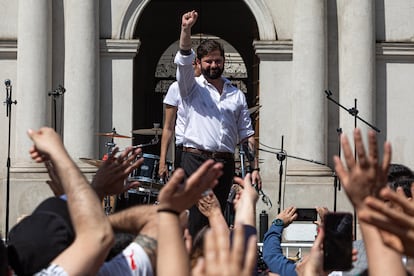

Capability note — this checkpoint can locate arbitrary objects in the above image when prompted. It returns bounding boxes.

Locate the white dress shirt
[163,81,185,145]
[174,50,254,153]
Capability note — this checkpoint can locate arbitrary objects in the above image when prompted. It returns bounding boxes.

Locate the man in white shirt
[175,10,261,237]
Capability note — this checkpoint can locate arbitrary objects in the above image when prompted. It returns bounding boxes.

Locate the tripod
[4,79,17,240]
[48,85,65,134]
[102,129,118,215]
[259,137,326,214]
[325,90,380,239]
[333,127,342,212]
[276,136,285,214]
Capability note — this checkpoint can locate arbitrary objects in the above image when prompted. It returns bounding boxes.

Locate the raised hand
[28,127,66,163]
[157,159,223,213]
[197,193,221,219]
[232,173,259,226]
[181,10,198,30]
[92,146,143,199]
[192,222,257,276]
[276,206,298,227]
[359,186,414,257]
[333,128,391,209]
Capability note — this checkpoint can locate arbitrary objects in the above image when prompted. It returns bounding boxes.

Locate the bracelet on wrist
[157,208,180,216]
[180,49,192,55]
[251,167,260,172]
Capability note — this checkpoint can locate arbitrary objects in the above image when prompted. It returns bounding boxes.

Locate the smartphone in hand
[295,208,317,221]
[323,212,353,271]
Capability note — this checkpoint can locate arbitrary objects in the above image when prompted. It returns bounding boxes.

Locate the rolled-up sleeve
[174,50,196,98]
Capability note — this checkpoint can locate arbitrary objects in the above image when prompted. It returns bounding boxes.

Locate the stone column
[99,39,140,156]
[63,0,99,160]
[15,0,52,164]
[283,0,334,213]
[290,0,327,165]
[337,0,376,137]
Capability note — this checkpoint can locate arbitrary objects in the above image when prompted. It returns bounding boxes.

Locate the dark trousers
[181,151,235,237]
[174,144,183,170]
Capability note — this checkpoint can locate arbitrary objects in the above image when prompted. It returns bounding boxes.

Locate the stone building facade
[1,0,414,236]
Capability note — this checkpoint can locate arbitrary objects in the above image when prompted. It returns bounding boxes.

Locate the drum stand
[103,135,116,215]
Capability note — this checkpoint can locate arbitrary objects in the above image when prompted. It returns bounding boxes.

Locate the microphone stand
[325,90,380,240]
[3,79,17,240]
[48,85,65,134]
[259,143,327,214]
[276,136,285,214]
[333,128,342,212]
[325,90,380,133]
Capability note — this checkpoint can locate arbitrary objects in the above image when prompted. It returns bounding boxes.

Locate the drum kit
[82,118,272,215]
[80,126,171,215]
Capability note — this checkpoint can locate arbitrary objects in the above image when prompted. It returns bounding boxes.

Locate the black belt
[183,147,234,160]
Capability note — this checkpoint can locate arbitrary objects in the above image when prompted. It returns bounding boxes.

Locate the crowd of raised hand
[2,10,414,275]
[0,126,259,276]
[0,126,413,276]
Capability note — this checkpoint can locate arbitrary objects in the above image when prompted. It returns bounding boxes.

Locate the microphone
[48,85,66,96]
[4,79,16,117]
[57,85,66,93]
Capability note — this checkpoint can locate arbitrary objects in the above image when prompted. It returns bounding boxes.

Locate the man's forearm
[160,106,177,163]
[359,220,406,276]
[49,151,90,200]
[160,130,173,162]
[109,205,157,234]
[52,154,111,233]
[180,26,192,51]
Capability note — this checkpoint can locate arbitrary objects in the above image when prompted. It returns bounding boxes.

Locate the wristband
[252,167,260,172]
[157,208,180,216]
[180,49,192,55]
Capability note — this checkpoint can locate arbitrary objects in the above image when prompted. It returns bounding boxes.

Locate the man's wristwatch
[272,218,284,227]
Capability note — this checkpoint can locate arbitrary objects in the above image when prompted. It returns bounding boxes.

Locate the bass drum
[114,188,159,212]
[128,153,173,192]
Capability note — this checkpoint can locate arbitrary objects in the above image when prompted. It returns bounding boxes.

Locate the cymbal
[96,131,131,139]
[79,157,103,167]
[132,128,163,135]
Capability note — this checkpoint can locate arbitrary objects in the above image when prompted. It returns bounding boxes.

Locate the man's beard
[202,66,224,80]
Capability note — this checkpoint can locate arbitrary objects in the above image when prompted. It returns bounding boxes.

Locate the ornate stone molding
[118,0,150,39]
[242,0,277,40]
[118,0,276,40]
[0,40,17,59]
[100,39,141,58]
[376,42,414,58]
[253,40,293,61]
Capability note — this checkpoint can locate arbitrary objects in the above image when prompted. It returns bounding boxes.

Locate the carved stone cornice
[0,40,17,59]
[100,39,141,58]
[253,40,293,61]
[376,42,414,59]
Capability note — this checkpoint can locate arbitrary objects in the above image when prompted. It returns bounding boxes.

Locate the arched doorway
[131,0,261,155]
